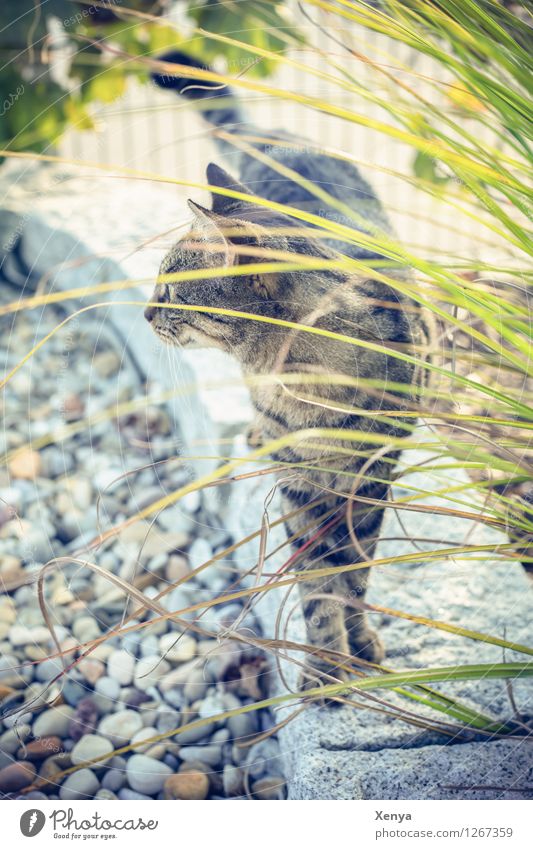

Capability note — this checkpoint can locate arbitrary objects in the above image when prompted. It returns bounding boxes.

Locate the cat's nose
[144,303,157,323]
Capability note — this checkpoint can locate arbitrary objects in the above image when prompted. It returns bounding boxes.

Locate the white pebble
[159,632,197,663]
[126,754,172,796]
[134,655,170,692]
[187,538,213,571]
[94,468,123,491]
[107,649,135,686]
[92,677,120,713]
[9,625,51,647]
[33,706,75,738]
[72,616,101,643]
[130,727,158,754]
[98,710,143,746]
[71,734,114,766]
[59,768,100,800]
[182,490,200,513]
[0,725,32,754]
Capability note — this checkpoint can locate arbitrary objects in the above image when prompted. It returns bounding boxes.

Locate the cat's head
[145,163,333,357]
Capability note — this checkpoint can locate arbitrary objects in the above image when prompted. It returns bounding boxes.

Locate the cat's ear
[206,163,253,214]
[189,190,280,298]
[187,199,234,266]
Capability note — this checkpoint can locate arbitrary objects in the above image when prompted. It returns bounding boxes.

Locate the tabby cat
[145,52,430,688]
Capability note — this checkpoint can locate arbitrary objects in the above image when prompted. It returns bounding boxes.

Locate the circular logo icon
[20,810,46,837]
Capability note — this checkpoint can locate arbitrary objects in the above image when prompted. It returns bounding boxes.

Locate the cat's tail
[151,50,244,132]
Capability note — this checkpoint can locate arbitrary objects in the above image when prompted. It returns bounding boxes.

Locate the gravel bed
[0,292,285,801]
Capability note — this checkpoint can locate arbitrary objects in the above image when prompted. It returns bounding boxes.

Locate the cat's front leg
[245,418,265,449]
[340,568,384,664]
[297,577,352,699]
[298,572,383,675]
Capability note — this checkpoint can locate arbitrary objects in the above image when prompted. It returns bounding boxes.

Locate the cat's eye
[154,285,170,303]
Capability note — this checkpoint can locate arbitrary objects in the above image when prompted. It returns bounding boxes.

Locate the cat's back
[236,128,392,261]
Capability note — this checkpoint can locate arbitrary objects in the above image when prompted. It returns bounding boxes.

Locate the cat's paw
[245,421,264,449]
[348,628,384,665]
[298,662,350,707]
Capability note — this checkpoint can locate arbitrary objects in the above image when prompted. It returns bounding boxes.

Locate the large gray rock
[229,440,533,799]
[288,739,532,800]
[0,162,218,484]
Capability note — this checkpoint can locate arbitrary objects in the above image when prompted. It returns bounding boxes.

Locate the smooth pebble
[107,649,135,686]
[33,706,75,739]
[126,754,172,795]
[134,655,170,692]
[98,710,143,746]
[59,768,100,801]
[71,734,114,766]
[164,769,209,800]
